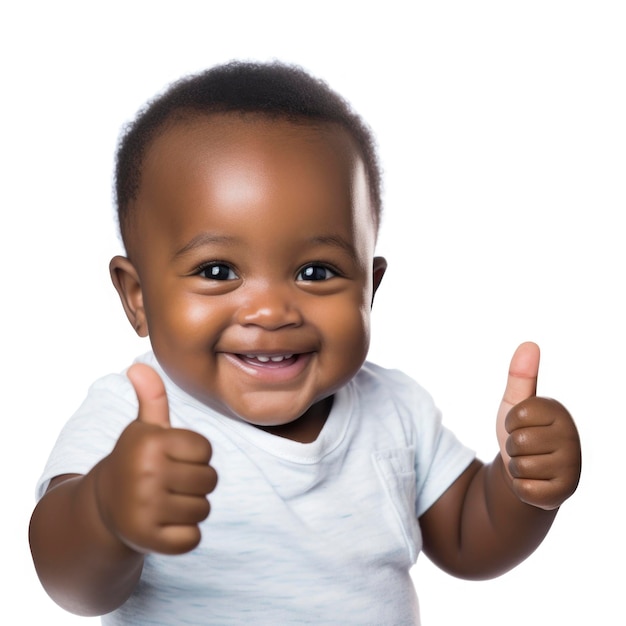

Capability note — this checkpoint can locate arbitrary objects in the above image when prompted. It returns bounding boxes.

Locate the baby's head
[110,62,387,441]
[115,61,382,249]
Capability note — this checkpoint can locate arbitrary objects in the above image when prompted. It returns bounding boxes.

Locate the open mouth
[222,351,312,383]
[237,354,298,367]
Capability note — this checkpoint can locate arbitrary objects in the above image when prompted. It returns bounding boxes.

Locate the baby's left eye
[297,264,336,281]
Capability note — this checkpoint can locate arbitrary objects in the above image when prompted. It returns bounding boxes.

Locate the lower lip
[222,353,312,383]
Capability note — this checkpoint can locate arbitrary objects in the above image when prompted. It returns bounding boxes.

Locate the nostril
[238,301,303,330]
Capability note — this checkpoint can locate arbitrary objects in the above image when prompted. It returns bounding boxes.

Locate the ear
[371,256,387,306]
[109,255,149,337]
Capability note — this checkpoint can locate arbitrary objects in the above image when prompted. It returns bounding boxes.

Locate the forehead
[127,113,375,254]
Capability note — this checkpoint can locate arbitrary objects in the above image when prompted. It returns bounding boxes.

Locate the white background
[2,1,624,623]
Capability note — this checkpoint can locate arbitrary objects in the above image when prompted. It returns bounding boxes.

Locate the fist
[496,343,581,510]
[94,363,218,554]
[505,396,581,510]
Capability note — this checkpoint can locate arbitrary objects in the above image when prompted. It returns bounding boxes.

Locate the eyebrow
[307,234,358,260]
[173,233,239,258]
[173,232,358,260]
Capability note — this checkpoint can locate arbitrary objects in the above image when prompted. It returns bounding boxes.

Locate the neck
[255,395,334,443]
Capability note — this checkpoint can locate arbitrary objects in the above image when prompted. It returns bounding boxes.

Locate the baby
[29,62,581,625]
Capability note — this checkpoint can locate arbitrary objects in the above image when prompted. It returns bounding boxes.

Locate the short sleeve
[34,372,138,500]
[407,384,475,517]
[359,363,475,518]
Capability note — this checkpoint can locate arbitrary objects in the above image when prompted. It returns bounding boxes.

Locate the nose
[236,284,304,330]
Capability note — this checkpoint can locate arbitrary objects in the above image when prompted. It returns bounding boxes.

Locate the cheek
[317,294,372,354]
[146,292,224,345]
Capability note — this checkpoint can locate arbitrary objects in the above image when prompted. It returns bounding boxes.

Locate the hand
[496,342,581,511]
[94,363,218,554]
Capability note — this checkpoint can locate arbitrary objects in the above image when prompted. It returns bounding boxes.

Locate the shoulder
[351,361,439,418]
[86,351,158,402]
[55,353,161,447]
[34,354,153,500]
[341,361,444,452]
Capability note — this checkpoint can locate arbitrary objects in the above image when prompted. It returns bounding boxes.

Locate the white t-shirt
[36,354,475,625]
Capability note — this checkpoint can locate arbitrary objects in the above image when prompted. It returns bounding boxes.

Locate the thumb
[496,342,540,462]
[127,363,171,428]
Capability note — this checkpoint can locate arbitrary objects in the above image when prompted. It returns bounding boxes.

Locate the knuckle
[147,526,203,555]
[507,396,574,432]
[170,528,202,554]
[508,456,534,478]
[513,479,549,507]
[507,430,529,454]
[207,466,218,492]
[198,498,211,521]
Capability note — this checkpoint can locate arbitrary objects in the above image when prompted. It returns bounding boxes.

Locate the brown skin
[29,114,581,616]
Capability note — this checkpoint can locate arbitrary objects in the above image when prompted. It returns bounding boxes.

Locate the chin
[225,390,321,423]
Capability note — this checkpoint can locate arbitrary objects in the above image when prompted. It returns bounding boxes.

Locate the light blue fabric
[36,354,475,625]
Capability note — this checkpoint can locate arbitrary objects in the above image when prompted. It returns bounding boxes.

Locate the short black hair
[114,61,382,246]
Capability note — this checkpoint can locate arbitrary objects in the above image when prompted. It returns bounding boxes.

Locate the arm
[29,364,218,616]
[29,471,144,616]
[419,343,581,580]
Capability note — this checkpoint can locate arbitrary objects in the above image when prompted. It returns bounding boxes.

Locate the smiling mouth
[223,351,312,382]
[237,353,298,367]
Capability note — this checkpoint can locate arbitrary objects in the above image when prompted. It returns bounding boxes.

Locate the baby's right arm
[29,364,218,616]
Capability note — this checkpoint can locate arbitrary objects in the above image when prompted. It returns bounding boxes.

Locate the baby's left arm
[419,342,581,579]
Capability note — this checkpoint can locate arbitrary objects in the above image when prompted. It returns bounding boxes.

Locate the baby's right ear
[109,256,149,337]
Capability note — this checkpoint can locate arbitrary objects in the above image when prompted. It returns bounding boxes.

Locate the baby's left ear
[371,256,387,305]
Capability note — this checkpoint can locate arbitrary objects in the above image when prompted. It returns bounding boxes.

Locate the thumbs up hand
[94,363,217,555]
[496,343,581,511]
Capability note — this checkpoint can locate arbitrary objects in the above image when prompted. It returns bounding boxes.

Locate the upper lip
[217,332,316,358]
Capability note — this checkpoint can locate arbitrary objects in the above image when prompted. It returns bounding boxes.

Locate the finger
[502,341,540,407]
[159,427,214,464]
[511,457,580,510]
[155,494,212,526]
[506,396,565,434]
[496,342,540,467]
[509,477,562,510]
[163,461,218,497]
[506,425,558,457]
[153,525,203,555]
[127,363,171,428]
[508,454,557,481]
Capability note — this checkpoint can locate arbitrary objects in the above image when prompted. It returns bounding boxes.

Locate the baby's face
[116,114,385,441]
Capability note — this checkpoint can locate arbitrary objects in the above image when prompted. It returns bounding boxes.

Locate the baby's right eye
[198,263,238,281]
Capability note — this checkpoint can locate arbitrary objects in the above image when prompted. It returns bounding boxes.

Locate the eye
[297,264,336,281]
[198,263,238,281]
